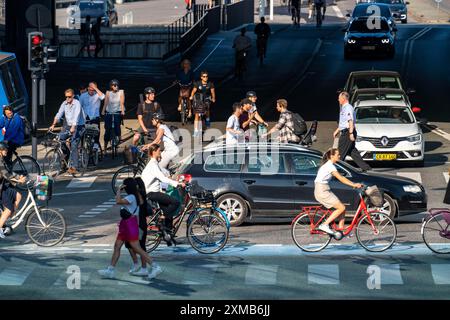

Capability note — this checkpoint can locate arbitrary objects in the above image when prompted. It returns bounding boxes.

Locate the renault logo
[381,136,389,147]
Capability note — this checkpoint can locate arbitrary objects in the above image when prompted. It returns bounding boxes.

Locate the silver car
[67,0,118,29]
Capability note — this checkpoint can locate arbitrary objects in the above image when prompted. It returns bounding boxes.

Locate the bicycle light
[178,174,192,183]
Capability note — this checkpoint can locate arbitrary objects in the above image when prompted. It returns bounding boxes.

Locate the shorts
[0,188,17,213]
[125,226,147,251]
[137,127,157,144]
[314,183,340,209]
[117,216,139,242]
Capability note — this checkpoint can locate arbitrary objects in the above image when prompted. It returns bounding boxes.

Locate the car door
[240,151,296,216]
[328,163,359,212]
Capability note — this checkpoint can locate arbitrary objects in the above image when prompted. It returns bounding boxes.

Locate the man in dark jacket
[0,106,24,169]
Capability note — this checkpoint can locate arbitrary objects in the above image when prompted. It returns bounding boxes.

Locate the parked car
[369,0,409,23]
[343,17,397,59]
[346,2,396,27]
[338,70,416,96]
[349,88,413,106]
[353,99,425,166]
[175,143,427,226]
[67,0,118,28]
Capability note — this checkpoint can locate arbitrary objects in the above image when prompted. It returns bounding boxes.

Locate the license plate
[374,153,397,161]
[362,46,376,50]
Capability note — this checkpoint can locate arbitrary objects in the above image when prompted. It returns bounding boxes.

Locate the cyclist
[102,79,125,152]
[79,82,104,150]
[142,113,179,169]
[141,144,185,245]
[175,59,194,119]
[240,98,268,142]
[133,87,164,146]
[49,88,86,175]
[232,27,252,80]
[314,148,362,235]
[289,0,301,25]
[190,71,216,136]
[254,16,271,60]
[314,0,326,27]
[0,106,25,169]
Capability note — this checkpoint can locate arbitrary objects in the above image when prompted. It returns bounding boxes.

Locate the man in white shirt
[79,81,104,148]
[141,144,184,244]
[226,102,244,145]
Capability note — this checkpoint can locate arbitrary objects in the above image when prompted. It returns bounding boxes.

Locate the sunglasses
[111,84,118,87]
[65,96,74,99]
[201,75,208,78]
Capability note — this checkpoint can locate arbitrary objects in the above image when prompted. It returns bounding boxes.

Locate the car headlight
[347,39,356,44]
[407,134,421,142]
[403,185,422,193]
[381,38,390,44]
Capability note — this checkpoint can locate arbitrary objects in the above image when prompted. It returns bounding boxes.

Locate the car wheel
[217,194,248,227]
[369,193,397,220]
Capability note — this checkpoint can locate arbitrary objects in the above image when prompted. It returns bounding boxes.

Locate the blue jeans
[104,113,122,145]
[58,125,85,169]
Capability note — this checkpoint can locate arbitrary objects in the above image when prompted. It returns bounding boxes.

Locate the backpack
[288,112,307,137]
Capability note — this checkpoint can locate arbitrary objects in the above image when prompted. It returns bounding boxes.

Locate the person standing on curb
[92,17,103,58]
[333,91,371,172]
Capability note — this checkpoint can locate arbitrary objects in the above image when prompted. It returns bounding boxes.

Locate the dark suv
[369,0,409,23]
[175,143,427,226]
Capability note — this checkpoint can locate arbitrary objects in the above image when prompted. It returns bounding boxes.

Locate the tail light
[412,107,421,113]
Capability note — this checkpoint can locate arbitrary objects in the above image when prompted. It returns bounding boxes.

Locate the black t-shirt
[254,23,271,39]
[239,111,250,131]
[136,101,162,129]
[193,81,214,101]
[291,0,300,7]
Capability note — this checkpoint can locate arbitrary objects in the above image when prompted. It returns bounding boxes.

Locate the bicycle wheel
[187,209,229,254]
[78,145,89,176]
[356,213,397,252]
[43,149,62,178]
[111,165,138,195]
[422,212,450,254]
[11,155,41,191]
[145,222,163,253]
[291,212,331,252]
[25,208,66,247]
[91,148,99,166]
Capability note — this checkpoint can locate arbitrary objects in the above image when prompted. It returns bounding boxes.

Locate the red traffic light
[31,35,43,46]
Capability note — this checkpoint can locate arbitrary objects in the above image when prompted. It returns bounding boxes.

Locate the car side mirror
[407,88,416,95]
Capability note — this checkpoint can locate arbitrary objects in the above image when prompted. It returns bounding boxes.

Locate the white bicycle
[3,180,66,246]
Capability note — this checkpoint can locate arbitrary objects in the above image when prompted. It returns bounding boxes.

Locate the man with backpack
[263,99,306,144]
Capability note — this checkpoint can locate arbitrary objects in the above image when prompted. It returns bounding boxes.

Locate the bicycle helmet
[152,113,165,121]
[109,79,120,87]
[246,91,257,98]
[0,141,8,150]
[144,87,156,94]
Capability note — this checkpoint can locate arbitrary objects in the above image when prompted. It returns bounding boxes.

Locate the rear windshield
[352,4,391,18]
[349,19,390,32]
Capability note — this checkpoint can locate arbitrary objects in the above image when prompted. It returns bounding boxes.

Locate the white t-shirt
[122,194,139,216]
[226,114,242,144]
[314,160,337,184]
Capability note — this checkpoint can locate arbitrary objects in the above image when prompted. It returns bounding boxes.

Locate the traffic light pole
[31,71,39,159]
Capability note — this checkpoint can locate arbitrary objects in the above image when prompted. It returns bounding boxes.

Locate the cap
[152,113,165,121]
[144,87,156,94]
[246,91,257,98]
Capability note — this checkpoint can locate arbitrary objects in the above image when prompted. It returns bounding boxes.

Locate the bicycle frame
[295,192,379,236]
[9,188,42,230]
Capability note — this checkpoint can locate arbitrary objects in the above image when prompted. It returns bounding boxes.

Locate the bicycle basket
[365,185,384,207]
[35,175,53,201]
[85,124,100,137]
[189,181,215,204]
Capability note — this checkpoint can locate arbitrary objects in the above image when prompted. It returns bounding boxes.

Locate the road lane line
[431,264,450,285]
[96,205,114,208]
[331,5,344,18]
[79,215,96,218]
[81,244,110,247]
[66,176,97,188]
[444,172,449,184]
[53,271,91,287]
[424,124,450,141]
[182,264,219,285]
[53,189,107,196]
[308,264,340,285]
[0,266,34,286]
[245,265,279,285]
[90,208,108,211]
[396,172,422,184]
[380,264,404,285]
[82,212,101,215]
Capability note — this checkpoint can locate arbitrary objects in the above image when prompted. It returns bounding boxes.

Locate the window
[204,153,243,172]
[289,154,321,175]
[246,153,286,174]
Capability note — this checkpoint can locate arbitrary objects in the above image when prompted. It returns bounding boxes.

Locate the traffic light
[28,31,44,71]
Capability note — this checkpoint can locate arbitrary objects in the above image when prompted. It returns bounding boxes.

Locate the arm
[253,111,267,126]
[115,187,131,205]
[153,163,179,188]
[149,127,164,146]
[331,171,361,188]
[120,90,125,115]
[70,104,81,134]
[92,83,105,99]
[190,87,197,100]
[137,115,147,133]
[242,113,255,129]
[348,119,355,141]
[102,91,109,115]
[50,104,65,130]
[210,88,216,103]
[333,127,340,138]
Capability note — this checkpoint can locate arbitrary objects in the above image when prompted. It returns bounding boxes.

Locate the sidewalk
[408,0,450,23]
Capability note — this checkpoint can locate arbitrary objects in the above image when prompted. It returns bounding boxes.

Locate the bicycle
[421,208,450,254]
[145,178,230,254]
[83,121,101,169]
[177,82,192,126]
[3,150,41,191]
[111,144,147,195]
[2,179,66,246]
[105,112,122,159]
[42,130,87,178]
[291,186,397,252]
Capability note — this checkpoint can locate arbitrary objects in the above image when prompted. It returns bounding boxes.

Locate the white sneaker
[0,228,5,239]
[129,263,140,274]
[131,267,149,277]
[147,264,163,280]
[317,223,334,236]
[98,268,115,279]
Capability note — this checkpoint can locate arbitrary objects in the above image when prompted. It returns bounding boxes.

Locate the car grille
[357,38,379,45]
[363,137,406,148]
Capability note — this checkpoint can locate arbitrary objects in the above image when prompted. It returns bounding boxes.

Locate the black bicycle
[82,122,101,169]
[105,112,122,159]
[178,82,192,126]
[3,151,41,191]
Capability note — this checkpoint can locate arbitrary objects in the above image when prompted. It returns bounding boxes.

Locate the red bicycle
[291,186,397,252]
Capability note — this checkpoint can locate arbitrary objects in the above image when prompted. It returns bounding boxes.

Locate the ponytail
[321,148,339,165]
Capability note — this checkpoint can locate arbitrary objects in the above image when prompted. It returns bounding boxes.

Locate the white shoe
[131,267,149,277]
[98,268,115,279]
[317,224,334,235]
[147,264,163,280]
[0,228,5,239]
[129,263,140,274]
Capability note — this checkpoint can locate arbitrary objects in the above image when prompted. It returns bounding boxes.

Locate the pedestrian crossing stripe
[66,176,97,188]
[308,264,340,285]
[0,266,34,286]
[396,172,422,184]
[444,172,449,184]
[430,264,450,285]
[245,265,279,285]
[379,264,404,285]
[182,264,219,285]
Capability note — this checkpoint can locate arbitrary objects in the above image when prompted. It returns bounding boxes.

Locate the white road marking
[103,202,116,205]
[81,244,110,247]
[96,205,114,208]
[53,189,107,196]
[79,215,96,218]
[0,266,34,286]
[90,208,108,211]
[82,212,101,215]
[431,264,450,285]
[308,264,340,285]
[396,172,422,184]
[66,176,97,188]
[444,172,449,184]
[380,264,404,285]
[331,5,344,18]
[425,124,450,141]
[182,264,219,285]
[245,265,279,285]
[53,271,90,287]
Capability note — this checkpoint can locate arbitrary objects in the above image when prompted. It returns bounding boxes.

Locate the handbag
[120,204,137,220]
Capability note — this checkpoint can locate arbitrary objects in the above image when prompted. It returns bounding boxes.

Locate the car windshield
[79,2,105,16]
[355,106,415,124]
[349,19,390,32]
[371,0,403,3]
[352,5,391,18]
[353,92,406,102]
[351,76,402,90]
